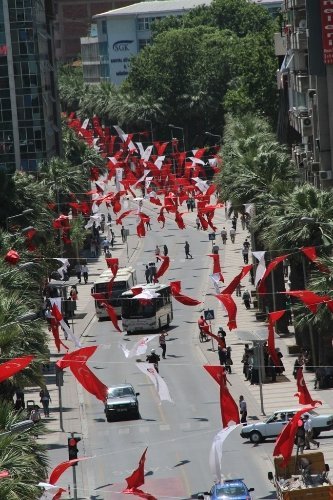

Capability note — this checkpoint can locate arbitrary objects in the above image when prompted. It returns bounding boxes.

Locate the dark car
[198,479,254,499]
[104,384,140,422]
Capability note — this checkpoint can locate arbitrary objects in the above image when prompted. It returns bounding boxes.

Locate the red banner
[321,0,333,64]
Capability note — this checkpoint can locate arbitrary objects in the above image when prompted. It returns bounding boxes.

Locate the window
[137,18,151,31]
[138,39,150,51]
[101,20,107,35]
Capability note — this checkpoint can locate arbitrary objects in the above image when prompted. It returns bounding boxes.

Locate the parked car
[240,408,333,444]
[104,384,140,422]
[197,479,254,499]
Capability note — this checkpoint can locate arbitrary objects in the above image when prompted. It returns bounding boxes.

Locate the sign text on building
[320,0,333,64]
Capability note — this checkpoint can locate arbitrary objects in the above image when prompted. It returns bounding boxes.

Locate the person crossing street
[184,241,193,259]
[159,331,168,359]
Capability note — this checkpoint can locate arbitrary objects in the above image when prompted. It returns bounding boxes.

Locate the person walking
[231,216,237,230]
[102,238,110,255]
[242,289,251,309]
[240,214,246,230]
[163,244,168,256]
[82,263,88,284]
[239,395,247,424]
[229,226,236,243]
[75,262,82,283]
[242,246,249,264]
[39,387,51,417]
[146,349,160,373]
[146,219,152,230]
[145,265,151,284]
[295,418,306,454]
[220,227,227,244]
[236,283,242,297]
[155,245,161,262]
[184,241,193,259]
[121,225,126,243]
[196,216,201,230]
[225,347,233,374]
[159,331,168,359]
[303,414,320,449]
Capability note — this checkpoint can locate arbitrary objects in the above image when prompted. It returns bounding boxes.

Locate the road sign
[204,309,215,321]
[208,233,216,241]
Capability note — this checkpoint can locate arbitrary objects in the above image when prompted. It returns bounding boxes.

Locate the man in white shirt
[239,395,247,424]
[229,227,236,243]
[303,414,320,449]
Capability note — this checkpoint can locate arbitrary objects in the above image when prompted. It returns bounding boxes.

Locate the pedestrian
[39,388,51,417]
[241,346,250,381]
[293,355,303,379]
[221,227,227,244]
[236,283,242,297]
[225,347,233,374]
[75,262,82,283]
[102,238,110,255]
[240,214,246,230]
[90,239,97,257]
[295,418,306,454]
[243,238,250,250]
[212,243,219,254]
[196,216,201,230]
[121,225,126,243]
[283,258,289,278]
[184,241,193,259]
[159,331,168,359]
[242,289,251,309]
[268,355,277,382]
[30,405,41,427]
[186,199,191,212]
[107,211,112,223]
[190,198,195,212]
[100,214,105,233]
[146,219,151,230]
[239,395,247,424]
[105,249,112,258]
[218,345,227,366]
[82,263,88,284]
[303,414,320,449]
[242,246,249,264]
[163,244,168,256]
[70,285,78,313]
[229,227,236,243]
[155,245,161,262]
[145,265,151,284]
[110,230,115,248]
[149,262,157,282]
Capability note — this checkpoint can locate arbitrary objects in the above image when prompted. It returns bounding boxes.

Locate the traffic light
[68,436,81,463]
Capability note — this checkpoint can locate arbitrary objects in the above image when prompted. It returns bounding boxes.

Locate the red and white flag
[136,362,173,402]
[294,367,322,406]
[120,335,159,359]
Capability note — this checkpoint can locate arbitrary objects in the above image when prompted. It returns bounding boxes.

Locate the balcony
[290,29,308,51]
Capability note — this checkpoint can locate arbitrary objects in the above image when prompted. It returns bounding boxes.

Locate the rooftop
[93,0,212,19]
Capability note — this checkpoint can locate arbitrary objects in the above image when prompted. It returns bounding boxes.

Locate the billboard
[320,0,333,64]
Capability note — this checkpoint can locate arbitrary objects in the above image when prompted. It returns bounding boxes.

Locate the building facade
[276,0,333,186]
[0,0,61,173]
[54,0,137,61]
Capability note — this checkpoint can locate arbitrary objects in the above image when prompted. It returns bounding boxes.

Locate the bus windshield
[122,298,156,318]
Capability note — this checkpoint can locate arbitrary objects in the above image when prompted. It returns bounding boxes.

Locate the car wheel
[106,414,113,423]
[249,431,262,444]
[135,410,141,419]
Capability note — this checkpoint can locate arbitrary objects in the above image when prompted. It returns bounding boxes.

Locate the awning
[235,328,275,343]
[280,52,294,73]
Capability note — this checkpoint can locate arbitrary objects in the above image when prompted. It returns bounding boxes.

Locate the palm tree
[0,401,48,499]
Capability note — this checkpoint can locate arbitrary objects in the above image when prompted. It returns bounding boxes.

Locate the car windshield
[214,484,247,498]
[109,387,134,398]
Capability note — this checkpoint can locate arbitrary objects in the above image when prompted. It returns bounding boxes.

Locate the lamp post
[168,124,185,151]
[0,262,37,279]
[204,131,222,141]
[6,209,33,232]
[0,419,34,437]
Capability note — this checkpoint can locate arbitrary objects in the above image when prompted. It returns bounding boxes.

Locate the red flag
[295,367,322,406]
[0,355,34,383]
[301,246,329,273]
[4,250,20,265]
[49,458,87,485]
[116,210,135,225]
[203,328,226,347]
[50,318,63,353]
[105,258,119,277]
[124,448,148,491]
[258,255,288,294]
[282,290,326,314]
[208,254,224,282]
[157,208,165,228]
[267,310,285,368]
[155,256,170,280]
[215,294,237,330]
[51,303,63,322]
[273,407,314,466]
[71,364,108,402]
[149,196,162,206]
[222,265,252,295]
[170,281,201,306]
[137,219,146,238]
[56,346,97,370]
[204,365,240,428]
[101,302,122,332]
[123,489,157,500]
[174,211,186,229]
[197,213,208,230]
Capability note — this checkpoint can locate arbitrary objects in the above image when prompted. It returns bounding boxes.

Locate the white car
[240,408,333,444]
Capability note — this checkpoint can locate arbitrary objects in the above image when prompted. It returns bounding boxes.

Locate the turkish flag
[170,281,201,306]
[301,246,329,273]
[282,290,326,314]
[71,363,108,402]
[204,365,240,428]
[116,210,135,225]
[105,258,119,278]
[258,255,288,294]
[174,211,186,229]
[124,448,148,491]
[0,355,34,383]
[273,407,314,466]
[137,219,146,238]
[101,302,122,332]
[155,255,170,280]
[51,303,63,322]
[267,310,285,368]
[49,458,87,485]
[56,346,97,370]
[157,208,166,228]
[215,294,237,330]
[295,367,322,406]
[50,318,68,353]
[222,265,252,295]
[4,249,20,265]
[198,213,209,230]
[208,254,224,282]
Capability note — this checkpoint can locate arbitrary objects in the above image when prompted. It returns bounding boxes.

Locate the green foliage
[58,64,86,113]
[211,0,274,36]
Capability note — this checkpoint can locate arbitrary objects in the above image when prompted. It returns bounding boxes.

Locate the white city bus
[121,283,173,333]
[92,266,137,319]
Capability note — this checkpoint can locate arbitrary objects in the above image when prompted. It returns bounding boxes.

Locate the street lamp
[168,124,185,151]
[205,131,222,141]
[0,419,34,437]
[6,209,33,232]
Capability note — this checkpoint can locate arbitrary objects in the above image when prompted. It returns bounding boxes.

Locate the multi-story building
[0,0,61,173]
[54,1,137,61]
[276,0,333,186]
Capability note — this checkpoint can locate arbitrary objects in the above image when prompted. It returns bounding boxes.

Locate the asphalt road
[78,215,277,499]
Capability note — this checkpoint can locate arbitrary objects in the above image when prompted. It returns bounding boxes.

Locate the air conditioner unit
[301,116,312,137]
[311,162,320,173]
[319,170,333,180]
